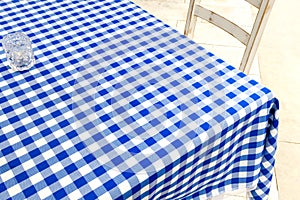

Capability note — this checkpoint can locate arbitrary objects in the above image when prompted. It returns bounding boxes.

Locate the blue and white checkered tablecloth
[0,0,279,199]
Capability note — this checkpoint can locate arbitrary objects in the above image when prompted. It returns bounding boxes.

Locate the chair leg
[184,0,196,38]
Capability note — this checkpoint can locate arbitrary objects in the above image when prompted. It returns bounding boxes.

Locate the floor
[132,0,300,199]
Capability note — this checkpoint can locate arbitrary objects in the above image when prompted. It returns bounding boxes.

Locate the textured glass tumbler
[2,32,35,71]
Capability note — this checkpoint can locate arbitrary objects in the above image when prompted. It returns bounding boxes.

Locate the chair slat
[184,0,275,74]
[240,0,275,73]
[245,0,262,8]
[194,5,250,45]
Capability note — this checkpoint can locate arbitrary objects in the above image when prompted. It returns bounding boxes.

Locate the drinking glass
[2,32,35,71]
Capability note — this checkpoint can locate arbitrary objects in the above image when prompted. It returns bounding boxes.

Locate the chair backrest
[184,0,275,74]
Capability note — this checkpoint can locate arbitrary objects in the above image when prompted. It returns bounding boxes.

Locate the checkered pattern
[0,0,279,200]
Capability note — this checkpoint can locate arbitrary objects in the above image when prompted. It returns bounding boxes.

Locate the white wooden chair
[184,0,275,74]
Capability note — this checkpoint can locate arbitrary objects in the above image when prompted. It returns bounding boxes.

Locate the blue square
[57,151,68,160]
[75,177,87,188]
[119,135,130,143]
[65,163,77,174]
[92,133,103,141]
[180,88,189,95]
[130,99,139,107]
[94,166,106,177]
[134,127,146,135]
[2,146,13,155]
[153,66,160,71]
[23,186,37,198]
[226,92,236,99]
[8,158,21,168]
[150,118,160,127]
[15,126,26,134]
[164,60,172,66]
[249,79,258,86]
[29,148,41,158]
[49,139,59,148]
[158,86,167,93]
[205,76,213,82]
[144,59,153,64]
[187,50,195,55]
[262,87,271,94]
[189,113,199,120]
[140,108,149,116]
[200,122,210,131]
[129,146,141,153]
[161,129,171,137]
[36,161,50,171]
[192,82,202,89]
[75,142,85,151]
[172,139,183,148]
[157,149,168,157]
[145,137,156,146]
[167,95,177,102]
[214,115,225,123]
[170,80,179,87]
[9,115,20,124]
[104,180,117,191]
[0,183,7,193]
[141,71,149,76]
[161,73,170,78]
[84,191,97,199]
[215,99,224,106]
[227,107,237,115]
[109,124,120,132]
[156,53,164,59]
[54,189,67,199]
[15,171,29,182]
[145,93,154,99]
[127,77,136,83]
[140,158,151,168]
[239,100,249,108]
[238,86,247,92]
[250,94,260,101]
[45,174,58,185]
[202,105,212,113]
[215,84,225,90]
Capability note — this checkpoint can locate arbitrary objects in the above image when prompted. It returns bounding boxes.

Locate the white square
[7,135,21,146]
[35,137,47,148]
[2,88,13,97]
[27,126,39,137]
[50,162,64,173]
[61,140,73,150]
[59,175,73,187]
[97,192,113,200]
[22,159,35,171]
[48,92,60,101]
[19,82,31,90]
[15,146,28,158]
[78,165,92,176]
[45,118,57,128]
[2,170,14,182]
[69,152,82,163]
[42,149,55,160]
[29,172,44,185]
[7,183,22,197]
[37,186,52,199]
[89,178,102,191]
[136,117,148,126]
[2,124,14,134]
[20,116,33,127]
[25,90,37,99]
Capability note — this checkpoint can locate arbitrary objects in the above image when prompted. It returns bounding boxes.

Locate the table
[0,0,279,199]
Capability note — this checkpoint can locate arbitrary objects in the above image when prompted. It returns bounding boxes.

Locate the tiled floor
[130,0,298,199]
